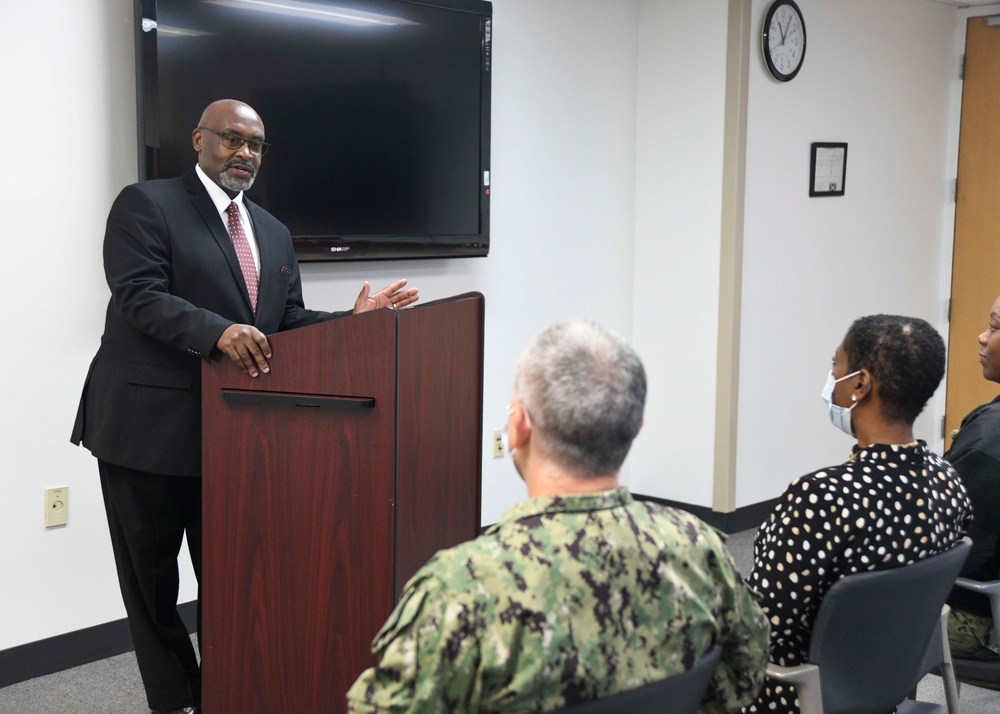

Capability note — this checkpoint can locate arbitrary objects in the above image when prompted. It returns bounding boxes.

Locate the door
[945,16,1000,450]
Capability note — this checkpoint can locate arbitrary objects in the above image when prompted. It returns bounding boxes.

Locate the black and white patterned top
[743,441,971,714]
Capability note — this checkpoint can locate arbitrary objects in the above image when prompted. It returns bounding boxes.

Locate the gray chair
[765,537,971,714]
[556,646,721,713]
[949,576,1000,690]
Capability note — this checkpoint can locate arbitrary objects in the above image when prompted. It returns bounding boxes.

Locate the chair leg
[939,607,961,714]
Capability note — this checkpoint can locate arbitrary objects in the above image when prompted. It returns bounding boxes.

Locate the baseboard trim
[0,600,197,689]
[632,493,777,534]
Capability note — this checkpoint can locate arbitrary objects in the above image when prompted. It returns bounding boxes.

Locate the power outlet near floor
[492,430,505,459]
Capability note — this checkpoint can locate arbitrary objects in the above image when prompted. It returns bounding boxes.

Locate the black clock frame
[762,0,807,82]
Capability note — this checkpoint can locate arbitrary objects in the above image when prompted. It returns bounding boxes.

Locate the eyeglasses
[197,127,271,156]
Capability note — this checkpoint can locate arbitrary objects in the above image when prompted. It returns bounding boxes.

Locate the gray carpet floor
[1,529,997,713]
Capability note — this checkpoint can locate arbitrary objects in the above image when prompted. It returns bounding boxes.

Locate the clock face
[763,0,806,82]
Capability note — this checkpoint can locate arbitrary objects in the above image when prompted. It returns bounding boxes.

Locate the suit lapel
[183,170,256,317]
[245,201,271,324]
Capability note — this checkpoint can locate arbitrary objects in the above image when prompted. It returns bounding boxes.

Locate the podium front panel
[202,311,397,714]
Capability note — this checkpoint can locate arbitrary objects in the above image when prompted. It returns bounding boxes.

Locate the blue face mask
[820,370,861,437]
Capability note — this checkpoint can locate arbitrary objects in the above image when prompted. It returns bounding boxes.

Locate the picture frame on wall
[810,142,847,197]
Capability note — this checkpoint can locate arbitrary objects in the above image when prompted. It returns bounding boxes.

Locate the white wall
[735,0,960,507]
[0,0,985,654]
[303,0,642,528]
[0,0,641,651]
[629,0,730,505]
[1,1,145,651]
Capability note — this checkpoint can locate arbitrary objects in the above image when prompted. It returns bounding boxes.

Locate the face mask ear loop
[852,372,873,406]
[505,402,533,457]
[822,369,862,438]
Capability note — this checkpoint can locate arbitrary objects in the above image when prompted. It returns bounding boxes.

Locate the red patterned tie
[226,202,258,312]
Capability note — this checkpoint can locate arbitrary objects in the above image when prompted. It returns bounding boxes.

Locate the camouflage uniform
[346,487,769,713]
[948,605,998,658]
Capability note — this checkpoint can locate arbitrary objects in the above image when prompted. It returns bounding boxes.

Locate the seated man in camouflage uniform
[346,320,769,713]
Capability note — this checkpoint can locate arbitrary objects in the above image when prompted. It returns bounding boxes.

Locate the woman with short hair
[742,314,972,714]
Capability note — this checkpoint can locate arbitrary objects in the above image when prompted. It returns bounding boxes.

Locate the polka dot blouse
[742,441,971,714]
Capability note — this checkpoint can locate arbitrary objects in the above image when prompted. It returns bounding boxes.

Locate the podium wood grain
[202,294,484,713]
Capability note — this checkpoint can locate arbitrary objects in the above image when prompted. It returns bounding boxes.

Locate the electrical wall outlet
[492,430,505,458]
[45,487,69,528]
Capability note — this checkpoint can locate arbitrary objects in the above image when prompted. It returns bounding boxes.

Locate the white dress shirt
[194,164,260,274]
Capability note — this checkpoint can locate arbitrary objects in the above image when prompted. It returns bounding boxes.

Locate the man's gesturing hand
[216,324,272,377]
[353,279,420,314]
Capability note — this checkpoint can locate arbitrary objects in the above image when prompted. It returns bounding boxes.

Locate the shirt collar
[195,163,245,214]
[849,439,926,461]
[484,487,633,535]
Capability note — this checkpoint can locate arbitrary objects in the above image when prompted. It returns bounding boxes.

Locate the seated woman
[945,293,1000,660]
[742,314,972,714]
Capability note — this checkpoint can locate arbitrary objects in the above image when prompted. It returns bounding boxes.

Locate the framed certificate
[810,142,847,197]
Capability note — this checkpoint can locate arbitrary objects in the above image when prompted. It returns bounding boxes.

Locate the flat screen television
[135,0,492,261]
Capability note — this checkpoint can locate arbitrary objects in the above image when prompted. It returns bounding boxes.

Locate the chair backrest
[555,646,722,713]
[807,537,971,714]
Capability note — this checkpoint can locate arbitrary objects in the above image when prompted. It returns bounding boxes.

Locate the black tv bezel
[134,0,492,263]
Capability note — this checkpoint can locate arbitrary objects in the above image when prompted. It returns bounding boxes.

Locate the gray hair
[514,320,646,477]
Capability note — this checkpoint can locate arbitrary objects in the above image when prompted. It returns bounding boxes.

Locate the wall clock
[762,0,807,82]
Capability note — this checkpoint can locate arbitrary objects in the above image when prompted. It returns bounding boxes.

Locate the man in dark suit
[72,99,417,714]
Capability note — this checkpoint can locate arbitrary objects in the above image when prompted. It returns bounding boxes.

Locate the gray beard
[218,169,255,193]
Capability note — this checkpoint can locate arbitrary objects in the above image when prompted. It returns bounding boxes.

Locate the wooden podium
[201,292,484,713]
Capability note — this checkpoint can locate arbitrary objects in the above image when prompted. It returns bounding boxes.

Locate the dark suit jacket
[72,169,347,476]
[945,395,1000,617]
